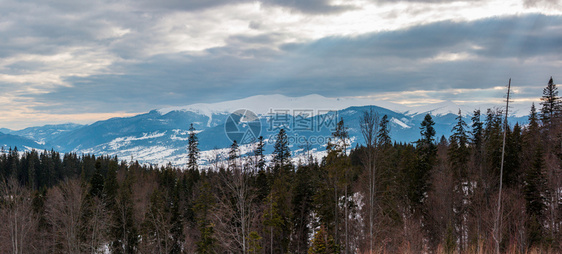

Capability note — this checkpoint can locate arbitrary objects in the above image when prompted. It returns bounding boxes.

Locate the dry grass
[360,242,558,254]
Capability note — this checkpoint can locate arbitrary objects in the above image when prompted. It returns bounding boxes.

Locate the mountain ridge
[1,94,530,166]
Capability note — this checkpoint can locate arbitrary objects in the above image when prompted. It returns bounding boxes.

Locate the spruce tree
[187,123,199,171]
[503,123,522,187]
[228,140,239,170]
[449,110,470,179]
[308,226,339,254]
[419,114,436,145]
[524,147,547,246]
[291,165,315,253]
[104,160,119,208]
[170,184,184,253]
[272,129,291,171]
[253,136,266,171]
[332,118,349,155]
[89,166,105,199]
[247,231,262,254]
[263,187,289,253]
[409,114,436,210]
[448,110,471,249]
[194,180,216,253]
[540,77,559,127]
[484,108,504,179]
[528,103,540,138]
[377,115,391,147]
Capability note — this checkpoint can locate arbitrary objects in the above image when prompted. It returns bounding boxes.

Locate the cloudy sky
[1,0,561,130]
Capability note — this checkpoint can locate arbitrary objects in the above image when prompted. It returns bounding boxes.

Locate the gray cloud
[26,14,561,115]
[131,0,357,14]
[130,0,246,11]
[261,0,356,14]
[87,0,359,15]
[2,0,560,118]
[374,0,482,2]
[523,0,561,8]
[281,15,562,60]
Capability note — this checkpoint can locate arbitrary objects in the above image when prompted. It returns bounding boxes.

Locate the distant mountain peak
[404,100,473,117]
[157,94,408,116]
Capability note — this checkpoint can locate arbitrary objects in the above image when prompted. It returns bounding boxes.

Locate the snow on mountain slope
[0,94,534,167]
[391,117,411,128]
[11,123,84,145]
[405,100,474,117]
[158,94,409,116]
[405,100,534,118]
[0,132,46,151]
[157,94,528,121]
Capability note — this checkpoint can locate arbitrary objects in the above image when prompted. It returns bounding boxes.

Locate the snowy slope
[11,123,83,146]
[405,100,474,117]
[403,100,533,118]
[0,132,46,151]
[158,94,409,116]
[159,94,530,120]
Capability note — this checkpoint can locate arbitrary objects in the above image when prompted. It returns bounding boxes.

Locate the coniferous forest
[1,79,561,253]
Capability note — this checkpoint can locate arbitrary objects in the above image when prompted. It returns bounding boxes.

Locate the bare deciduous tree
[213,154,259,253]
[359,108,379,253]
[45,178,87,253]
[0,178,39,254]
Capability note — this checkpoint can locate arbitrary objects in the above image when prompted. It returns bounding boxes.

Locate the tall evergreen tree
[89,162,105,198]
[169,183,184,253]
[484,108,504,180]
[229,140,239,170]
[194,180,216,253]
[308,226,339,254]
[524,147,547,247]
[377,115,391,147]
[104,160,119,209]
[419,114,436,145]
[332,118,350,155]
[540,77,560,127]
[291,165,315,253]
[409,114,437,210]
[449,110,470,179]
[448,110,471,249]
[527,103,540,139]
[323,118,353,248]
[272,129,291,172]
[254,136,266,172]
[265,178,292,253]
[188,123,199,171]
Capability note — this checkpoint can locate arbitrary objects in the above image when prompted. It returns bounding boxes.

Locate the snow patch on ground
[108,131,167,150]
[391,117,411,129]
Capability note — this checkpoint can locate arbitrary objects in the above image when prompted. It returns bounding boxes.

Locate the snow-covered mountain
[158,94,409,124]
[0,132,46,151]
[403,100,531,118]
[404,100,476,117]
[0,94,530,166]
[10,123,83,146]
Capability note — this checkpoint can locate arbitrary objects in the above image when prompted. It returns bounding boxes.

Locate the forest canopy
[0,78,561,253]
